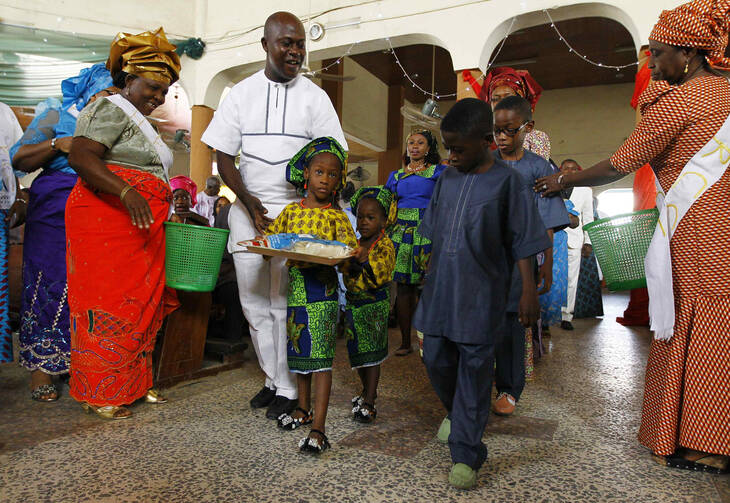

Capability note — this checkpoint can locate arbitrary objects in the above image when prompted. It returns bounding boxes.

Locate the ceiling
[351,17,638,103]
[350,44,455,104]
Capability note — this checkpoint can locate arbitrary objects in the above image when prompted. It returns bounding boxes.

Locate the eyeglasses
[494,122,530,137]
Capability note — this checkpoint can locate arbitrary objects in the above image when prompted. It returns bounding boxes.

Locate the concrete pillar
[378,84,404,185]
[189,105,215,189]
[456,69,480,101]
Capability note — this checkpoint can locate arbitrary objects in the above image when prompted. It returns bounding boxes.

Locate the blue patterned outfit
[539,200,578,326]
[10,64,113,374]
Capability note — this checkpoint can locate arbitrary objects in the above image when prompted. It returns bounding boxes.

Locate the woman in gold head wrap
[66,28,181,420]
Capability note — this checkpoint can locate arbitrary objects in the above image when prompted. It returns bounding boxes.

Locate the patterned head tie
[169,175,198,205]
[649,0,730,71]
[286,136,348,193]
[350,185,396,226]
[61,63,114,111]
[107,27,181,84]
[479,67,543,111]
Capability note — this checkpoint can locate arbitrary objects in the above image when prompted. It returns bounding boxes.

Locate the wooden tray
[241,244,352,266]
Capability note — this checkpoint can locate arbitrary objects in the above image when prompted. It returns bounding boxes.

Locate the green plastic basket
[164,222,230,292]
[582,208,659,291]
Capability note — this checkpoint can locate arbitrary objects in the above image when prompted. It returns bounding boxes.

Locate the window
[596,188,633,218]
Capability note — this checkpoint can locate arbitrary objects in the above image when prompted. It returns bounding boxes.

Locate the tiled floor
[0,292,727,502]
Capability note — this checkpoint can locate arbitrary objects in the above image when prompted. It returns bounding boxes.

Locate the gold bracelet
[119,185,133,201]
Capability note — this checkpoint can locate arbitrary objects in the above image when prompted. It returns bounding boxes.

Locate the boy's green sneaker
[436,416,450,443]
[448,463,477,489]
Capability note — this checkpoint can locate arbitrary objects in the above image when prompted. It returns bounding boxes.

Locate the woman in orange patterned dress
[66,28,181,420]
[537,0,730,474]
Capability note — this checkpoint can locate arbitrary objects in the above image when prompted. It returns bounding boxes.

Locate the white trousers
[229,200,296,399]
[562,247,582,322]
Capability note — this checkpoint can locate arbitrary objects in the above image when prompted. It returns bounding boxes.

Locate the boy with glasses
[491,96,569,416]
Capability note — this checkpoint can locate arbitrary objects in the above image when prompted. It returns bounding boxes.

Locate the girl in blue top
[384,130,446,355]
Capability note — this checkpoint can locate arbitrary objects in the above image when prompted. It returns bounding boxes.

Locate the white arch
[201,32,453,108]
[478,3,642,72]
[177,0,685,106]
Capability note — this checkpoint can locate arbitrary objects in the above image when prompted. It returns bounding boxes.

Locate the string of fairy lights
[302,8,638,101]
[542,10,639,72]
[3,7,639,102]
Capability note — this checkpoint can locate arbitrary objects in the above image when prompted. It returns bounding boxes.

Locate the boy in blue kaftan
[413,98,551,489]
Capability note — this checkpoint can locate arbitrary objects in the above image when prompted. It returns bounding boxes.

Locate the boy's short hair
[440,98,493,138]
[493,95,533,121]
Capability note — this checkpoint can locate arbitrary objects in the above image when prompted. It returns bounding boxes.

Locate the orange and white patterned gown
[610,75,730,457]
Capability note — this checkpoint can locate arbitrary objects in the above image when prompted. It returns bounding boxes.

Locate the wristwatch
[50,137,57,151]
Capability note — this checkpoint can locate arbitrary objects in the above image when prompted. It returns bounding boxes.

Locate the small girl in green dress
[268,137,357,454]
[342,186,396,423]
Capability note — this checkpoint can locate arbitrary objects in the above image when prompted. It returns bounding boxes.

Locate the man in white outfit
[194,175,222,226]
[201,12,347,420]
[560,159,593,330]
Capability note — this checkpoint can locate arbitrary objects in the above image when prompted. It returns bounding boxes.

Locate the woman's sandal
[654,453,729,474]
[144,389,168,404]
[278,407,313,430]
[299,429,331,454]
[82,403,132,420]
[31,384,59,402]
[353,402,377,423]
[394,346,413,356]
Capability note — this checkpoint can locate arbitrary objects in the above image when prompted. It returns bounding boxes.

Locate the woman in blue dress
[385,130,446,355]
[10,64,115,401]
[539,199,579,337]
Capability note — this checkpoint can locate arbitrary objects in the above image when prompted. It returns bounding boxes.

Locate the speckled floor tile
[485,413,559,441]
[0,292,727,503]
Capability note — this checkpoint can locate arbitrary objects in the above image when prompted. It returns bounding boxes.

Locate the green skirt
[286,265,339,373]
[345,287,390,369]
[388,207,431,285]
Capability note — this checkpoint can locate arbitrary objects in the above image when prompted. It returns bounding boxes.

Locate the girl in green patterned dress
[342,186,396,423]
[267,137,357,454]
[385,130,447,355]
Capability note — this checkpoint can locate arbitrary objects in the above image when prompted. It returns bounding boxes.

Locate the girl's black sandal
[353,402,377,423]
[277,407,313,430]
[299,429,331,454]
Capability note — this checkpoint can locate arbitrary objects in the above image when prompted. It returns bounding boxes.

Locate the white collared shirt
[194,191,219,226]
[566,186,594,249]
[201,70,347,209]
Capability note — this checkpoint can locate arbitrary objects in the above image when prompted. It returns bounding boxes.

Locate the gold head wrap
[107,27,181,84]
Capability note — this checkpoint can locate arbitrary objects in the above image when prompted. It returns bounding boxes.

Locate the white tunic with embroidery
[201,70,347,209]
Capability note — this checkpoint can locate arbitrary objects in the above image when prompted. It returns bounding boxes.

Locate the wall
[0,0,194,38]
[342,57,388,150]
[535,82,636,191]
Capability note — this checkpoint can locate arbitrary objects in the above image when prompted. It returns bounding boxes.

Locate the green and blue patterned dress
[343,235,396,368]
[384,164,446,285]
[267,202,357,373]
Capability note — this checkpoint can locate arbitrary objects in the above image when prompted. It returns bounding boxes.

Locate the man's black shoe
[266,396,298,420]
[560,321,574,331]
[250,386,276,409]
